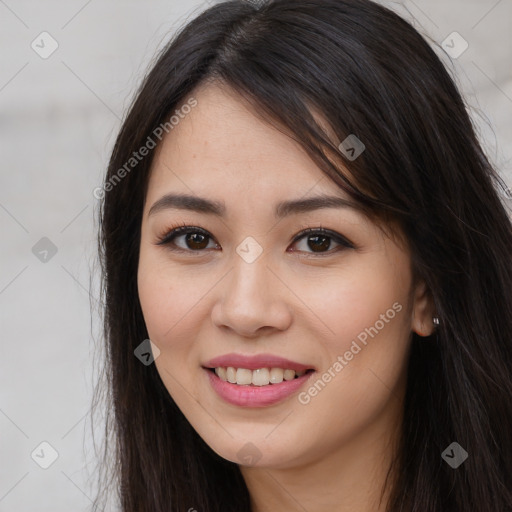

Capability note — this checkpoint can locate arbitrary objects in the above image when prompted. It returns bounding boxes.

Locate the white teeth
[236,368,253,385]
[269,368,284,384]
[215,367,227,381]
[283,369,295,381]
[226,366,237,383]
[252,368,270,386]
[213,367,310,386]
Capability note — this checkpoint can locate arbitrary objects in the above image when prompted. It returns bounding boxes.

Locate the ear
[411,277,436,337]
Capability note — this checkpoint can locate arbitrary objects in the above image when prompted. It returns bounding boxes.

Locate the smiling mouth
[206,367,315,386]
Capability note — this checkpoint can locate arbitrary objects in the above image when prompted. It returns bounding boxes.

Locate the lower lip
[204,368,315,408]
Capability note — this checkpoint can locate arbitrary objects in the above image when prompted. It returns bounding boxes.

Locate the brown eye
[182,232,210,250]
[156,226,218,252]
[304,234,331,252]
[290,228,354,255]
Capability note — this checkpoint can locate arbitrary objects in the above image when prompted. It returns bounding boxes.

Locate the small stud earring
[433,317,440,326]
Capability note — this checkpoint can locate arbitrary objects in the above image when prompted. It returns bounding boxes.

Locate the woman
[93,0,512,510]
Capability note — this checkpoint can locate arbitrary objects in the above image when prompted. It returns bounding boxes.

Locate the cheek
[306,252,410,355]
[137,250,215,378]
[295,258,411,431]
[137,247,200,345]
[295,253,411,412]
[137,258,205,408]
[137,265,174,342]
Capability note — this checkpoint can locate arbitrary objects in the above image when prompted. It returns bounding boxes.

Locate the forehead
[147,83,349,204]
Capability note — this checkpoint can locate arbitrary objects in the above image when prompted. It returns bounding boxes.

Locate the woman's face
[137,83,434,469]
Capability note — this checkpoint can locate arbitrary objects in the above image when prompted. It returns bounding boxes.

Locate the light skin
[137,82,436,512]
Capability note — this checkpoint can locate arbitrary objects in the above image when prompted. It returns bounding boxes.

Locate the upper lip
[202,353,315,372]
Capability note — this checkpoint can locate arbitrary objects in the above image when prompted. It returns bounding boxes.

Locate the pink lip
[204,368,315,408]
[202,353,314,372]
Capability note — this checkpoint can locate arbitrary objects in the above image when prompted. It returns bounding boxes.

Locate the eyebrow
[147,193,360,219]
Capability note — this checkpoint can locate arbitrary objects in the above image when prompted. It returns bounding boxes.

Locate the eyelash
[155,222,355,257]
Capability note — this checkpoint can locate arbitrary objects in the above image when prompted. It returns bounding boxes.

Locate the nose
[210,255,293,338]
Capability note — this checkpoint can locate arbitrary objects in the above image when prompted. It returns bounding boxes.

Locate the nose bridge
[227,247,273,309]
[212,244,292,335]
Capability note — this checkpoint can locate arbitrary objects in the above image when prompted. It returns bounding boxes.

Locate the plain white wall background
[1,1,511,510]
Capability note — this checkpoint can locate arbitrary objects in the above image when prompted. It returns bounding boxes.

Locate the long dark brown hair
[92,0,512,510]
